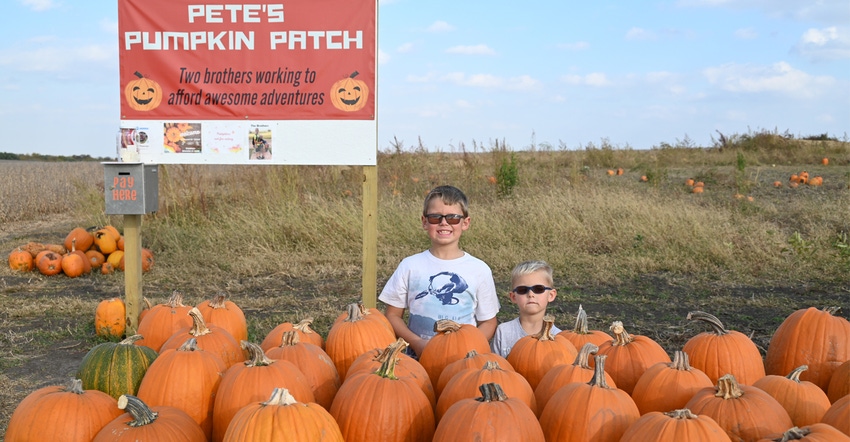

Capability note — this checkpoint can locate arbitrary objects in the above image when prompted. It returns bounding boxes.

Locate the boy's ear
[508,291,517,303]
[548,289,557,302]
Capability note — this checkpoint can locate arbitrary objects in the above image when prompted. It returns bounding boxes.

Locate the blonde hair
[422,185,469,217]
[511,260,554,286]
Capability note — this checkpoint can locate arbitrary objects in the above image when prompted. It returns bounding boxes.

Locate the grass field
[0,132,848,436]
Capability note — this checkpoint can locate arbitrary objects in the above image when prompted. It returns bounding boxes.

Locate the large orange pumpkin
[631,350,714,415]
[434,383,544,442]
[557,304,614,349]
[64,227,94,253]
[753,365,832,427]
[261,317,325,351]
[764,307,850,393]
[134,291,194,352]
[821,394,849,436]
[325,302,397,381]
[682,310,765,385]
[756,423,850,442]
[264,330,340,410]
[329,71,369,112]
[436,359,536,421]
[827,360,850,403]
[93,394,206,441]
[222,388,343,442]
[620,409,732,441]
[124,71,163,111]
[345,338,435,408]
[6,379,123,442]
[436,349,514,398]
[419,319,493,389]
[595,320,672,395]
[507,317,578,391]
[195,294,248,343]
[534,343,617,413]
[159,307,244,368]
[35,250,63,276]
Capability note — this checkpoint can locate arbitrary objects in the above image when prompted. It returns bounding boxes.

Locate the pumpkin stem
[609,321,634,346]
[670,350,695,371]
[142,296,152,310]
[343,303,364,322]
[177,337,200,352]
[120,334,145,345]
[166,290,186,308]
[262,387,299,407]
[349,71,359,79]
[374,340,404,380]
[209,293,228,309]
[534,315,557,341]
[572,304,592,334]
[118,394,159,427]
[371,338,408,366]
[133,71,145,79]
[65,378,86,394]
[771,427,811,441]
[686,311,730,336]
[279,330,301,347]
[465,349,480,359]
[482,360,505,372]
[573,343,599,369]
[434,319,462,334]
[823,306,841,315]
[714,374,744,399]
[241,341,275,367]
[588,355,612,389]
[477,383,508,403]
[664,408,700,420]
[186,307,212,336]
[293,317,317,335]
[786,365,808,383]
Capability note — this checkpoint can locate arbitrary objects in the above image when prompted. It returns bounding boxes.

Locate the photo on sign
[249,125,273,161]
[163,122,202,153]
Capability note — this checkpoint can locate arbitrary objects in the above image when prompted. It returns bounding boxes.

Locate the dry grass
[0,133,848,436]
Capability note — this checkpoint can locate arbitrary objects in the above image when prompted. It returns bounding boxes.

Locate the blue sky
[1,0,848,157]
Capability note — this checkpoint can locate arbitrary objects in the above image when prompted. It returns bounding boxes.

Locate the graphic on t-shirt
[414,272,469,306]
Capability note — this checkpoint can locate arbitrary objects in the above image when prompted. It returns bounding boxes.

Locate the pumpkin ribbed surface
[76,334,158,399]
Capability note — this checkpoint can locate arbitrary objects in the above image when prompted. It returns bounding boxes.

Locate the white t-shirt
[490,317,562,358]
[379,250,500,341]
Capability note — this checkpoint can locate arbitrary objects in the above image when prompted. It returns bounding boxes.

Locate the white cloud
[561,73,611,87]
[0,43,114,73]
[397,42,414,53]
[411,72,540,92]
[19,0,58,11]
[793,26,850,61]
[557,41,590,51]
[734,27,758,39]
[445,44,496,55]
[625,27,657,41]
[676,0,850,26]
[378,49,390,64]
[702,61,835,98]
[427,21,455,33]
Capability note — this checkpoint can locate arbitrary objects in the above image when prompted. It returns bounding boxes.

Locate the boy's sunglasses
[424,214,465,225]
[512,285,553,295]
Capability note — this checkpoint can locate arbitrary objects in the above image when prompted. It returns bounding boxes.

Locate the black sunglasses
[512,285,552,295]
[424,214,465,225]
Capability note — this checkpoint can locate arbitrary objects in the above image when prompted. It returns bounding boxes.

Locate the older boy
[379,185,500,357]
[491,260,561,357]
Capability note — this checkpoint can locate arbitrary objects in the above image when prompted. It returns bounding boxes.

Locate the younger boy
[379,185,500,357]
[490,260,561,357]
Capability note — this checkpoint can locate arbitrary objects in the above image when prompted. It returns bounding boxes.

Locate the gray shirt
[490,317,562,358]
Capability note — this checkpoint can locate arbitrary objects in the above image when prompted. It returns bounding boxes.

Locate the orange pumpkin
[434,383,544,442]
[94,229,119,255]
[61,243,87,278]
[506,317,578,391]
[436,360,537,421]
[329,71,369,112]
[346,338,435,408]
[64,227,94,253]
[436,349,514,398]
[753,365,832,427]
[264,331,340,410]
[85,250,106,270]
[534,343,617,413]
[94,394,206,441]
[757,423,850,442]
[822,157,829,166]
[774,180,783,188]
[827,360,850,403]
[96,298,127,338]
[159,307,244,368]
[557,304,614,349]
[631,350,714,415]
[607,169,616,176]
[261,317,325,351]
[419,319,493,389]
[124,71,163,111]
[222,388,343,442]
[9,247,34,272]
[134,291,194,352]
[35,250,63,276]
[682,311,766,385]
[620,409,732,441]
[692,186,705,194]
[821,394,849,436]
[685,178,695,186]
[325,302,397,381]
[594,321,671,395]
[195,294,248,343]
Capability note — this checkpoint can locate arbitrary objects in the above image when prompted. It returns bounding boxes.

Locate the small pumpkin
[822,157,829,166]
[85,249,106,270]
[752,365,832,427]
[35,250,63,276]
[124,71,163,111]
[61,242,87,278]
[76,334,158,399]
[64,227,94,253]
[774,180,783,187]
[95,297,127,338]
[94,229,118,255]
[329,71,369,112]
[9,247,34,272]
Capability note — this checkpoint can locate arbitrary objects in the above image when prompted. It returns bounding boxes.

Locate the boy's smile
[422,199,469,254]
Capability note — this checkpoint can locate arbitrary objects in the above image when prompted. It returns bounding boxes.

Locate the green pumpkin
[76,334,158,399]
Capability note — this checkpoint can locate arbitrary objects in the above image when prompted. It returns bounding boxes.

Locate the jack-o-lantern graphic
[124,71,162,111]
[330,71,369,112]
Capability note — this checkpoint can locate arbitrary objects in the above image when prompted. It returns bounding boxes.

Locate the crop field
[0,133,848,436]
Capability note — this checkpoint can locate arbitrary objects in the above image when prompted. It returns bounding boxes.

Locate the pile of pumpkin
[685,178,706,194]
[784,170,824,188]
[5,295,849,441]
[6,226,154,277]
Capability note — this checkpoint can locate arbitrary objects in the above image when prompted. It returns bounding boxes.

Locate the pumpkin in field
[94,229,119,255]
[101,262,115,275]
[134,290,194,352]
[333,301,393,333]
[821,394,849,436]
[35,250,63,276]
[539,354,640,442]
[757,424,850,442]
[159,307,244,368]
[631,350,713,415]
[506,317,577,391]
[620,409,732,442]
[261,317,325,351]
[85,249,106,270]
[436,349,514,397]
[329,341,435,442]
[594,320,671,395]
[93,394,206,442]
[264,331,340,410]
[223,388,343,442]
[434,383,544,442]
[535,343,617,413]
[6,378,122,442]
[95,297,126,338]
[607,169,616,176]
[753,365,832,427]
[329,71,369,112]
[325,302,396,381]
[136,338,227,439]
[685,178,695,186]
[419,319,493,389]
[827,360,850,403]
[684,374,793,441]
[141,248,154,272]
[764,307,850,393]
[774,180,783,187]
[682,310,765,385]
[436,359,537,421]
[346,338,435,408]
[64,227,94,253]
[692,185,705,194]
[557,305,613,350]
[76,335,158,399]
[212,341,316,442]
[106,250,124,271]
[61,240,88,278]
[125,71,163,111]
[822,157,829,166]
[9,247,34,272]
[196,294,248,343]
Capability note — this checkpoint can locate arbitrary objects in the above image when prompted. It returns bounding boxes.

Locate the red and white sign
[118,1,376,165]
